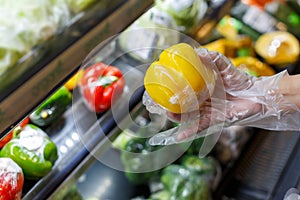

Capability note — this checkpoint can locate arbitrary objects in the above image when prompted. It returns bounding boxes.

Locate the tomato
[80,62,125,113]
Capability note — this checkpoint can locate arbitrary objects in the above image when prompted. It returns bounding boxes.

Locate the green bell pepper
[180,155,217,176]
[149,190,170,200]
[120,137,161,185]
[161,164,212,200]
[0,124,58,179]
[185,137,205,155]
[30,86,72,126]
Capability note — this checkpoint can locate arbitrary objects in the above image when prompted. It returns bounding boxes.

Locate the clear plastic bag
[144,47,300,147]
[0,0,71,75]
[0,157,24,200]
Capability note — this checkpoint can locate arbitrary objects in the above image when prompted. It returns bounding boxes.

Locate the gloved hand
[144,48,300,145]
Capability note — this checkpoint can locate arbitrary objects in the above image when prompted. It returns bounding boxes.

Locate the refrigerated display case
[0,0,154,199]
[0,0,153,136]
[1,0,300,200]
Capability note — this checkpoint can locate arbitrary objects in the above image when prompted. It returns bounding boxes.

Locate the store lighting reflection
[65,138,74,147]
[268,39,281,57]
[59,145,68,154]
[71,132,79,141]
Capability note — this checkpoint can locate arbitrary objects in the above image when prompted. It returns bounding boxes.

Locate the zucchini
[30,86,72,126]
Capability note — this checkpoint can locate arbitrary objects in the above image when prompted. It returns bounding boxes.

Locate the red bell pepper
[0,158,24,200]
[0,117,30,148]
[80,62,125,113]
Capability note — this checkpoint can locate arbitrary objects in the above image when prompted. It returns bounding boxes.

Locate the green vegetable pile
[114,128,220,200]
[120,137,162,185]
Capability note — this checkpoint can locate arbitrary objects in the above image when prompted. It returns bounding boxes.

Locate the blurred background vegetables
[0,0,98,77]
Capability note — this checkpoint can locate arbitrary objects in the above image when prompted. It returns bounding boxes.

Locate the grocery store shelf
[21,51,146,199]
[47,102,150,200]
[215,130,300,200]
[0,0,153,137]
[271,133,300,200]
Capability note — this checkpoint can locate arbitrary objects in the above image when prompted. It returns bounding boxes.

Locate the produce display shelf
[4,0,300,199]
[22,50,146,199]
[214,130,300,200]
[0,0,153,137]
[47,102,151,200]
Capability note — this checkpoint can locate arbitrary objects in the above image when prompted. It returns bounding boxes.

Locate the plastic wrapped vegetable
[79,62,125,113]
[0,117,29,148]
[0,0,71,76]
[30,86,72,126]
[230,56,275,77]
[120,137,161,185]
[161,164,212,200]
[0,124,58,179]
[149,190,170,200]
[180,155,217,176]
[255,31,300,66]
[144,43,300,146]
[202,36,256,58]
[180,155,221,188]
[0,158,24,200]
[117,6,181,63]
[214,126,251,164]
[155,0,208,34]
[144,43,215,114]
[216,15,260,41]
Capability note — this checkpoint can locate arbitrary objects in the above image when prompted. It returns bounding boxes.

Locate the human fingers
[176,115,211,140]
[196,48,231,72]
[165,100,213,122]
[196,48,254,92]
[225,97,262,121]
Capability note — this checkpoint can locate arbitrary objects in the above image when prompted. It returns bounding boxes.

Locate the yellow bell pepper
[64,70,83,91]
[202,37,255,58]
[144,43,215,113]
[255,31,300,65]
[230,57,276,77]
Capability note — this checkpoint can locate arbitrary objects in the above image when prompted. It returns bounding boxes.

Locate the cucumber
[30,86,72,126]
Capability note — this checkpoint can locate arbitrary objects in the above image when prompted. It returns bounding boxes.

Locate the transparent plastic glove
[145,48,300,145]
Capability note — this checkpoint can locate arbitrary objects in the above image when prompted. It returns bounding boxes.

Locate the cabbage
[117,7,180,62]
[155,0,208,34]
[0,0,71,76]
